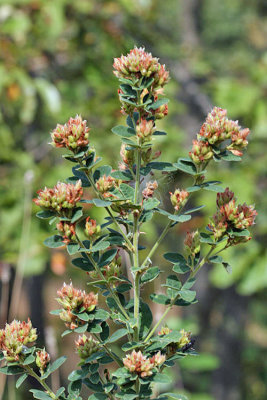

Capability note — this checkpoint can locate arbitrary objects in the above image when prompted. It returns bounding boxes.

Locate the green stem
[79,161,134,251]
[92,333,123,367]
[24,365,57,399]
[133,149,142,342]
[143,245,216,343]
[76,236,129,321]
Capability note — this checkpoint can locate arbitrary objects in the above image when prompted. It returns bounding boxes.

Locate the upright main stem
[24,366,57,399]
[133,148,141,342]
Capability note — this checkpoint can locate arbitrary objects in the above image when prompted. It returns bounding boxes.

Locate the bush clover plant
[0,47,257,400]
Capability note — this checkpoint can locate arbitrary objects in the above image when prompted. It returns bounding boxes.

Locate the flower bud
[84,217,101,241]
[177,329,192,350]
[51,115,90,153]
[158,326,172,336]
[170,189,189,211]
[96,175,115,198]
[184,230,200,256]
[36,349,50,375]
[142,181,158,199]
[56,283,98,329]
[33,181,83,217]
[0,319,37,362]
[75,335,99,362]
[150,351,166,367]
[56,221,76,244]
[189,140,213,165]
[119,144,135,169]
[123,350,154,378]
[216,187,235,208]
[136,119,155,143]
[153,104,168,119]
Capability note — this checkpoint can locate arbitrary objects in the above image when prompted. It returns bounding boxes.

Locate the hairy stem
[133,149,142,342]
[144,245,216,343]
[24,365,57,399]
[75,236,129,321]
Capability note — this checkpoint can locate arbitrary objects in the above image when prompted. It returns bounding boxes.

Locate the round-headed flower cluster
[51,115,90,152]
[95,175,116,198]
[189,107,250,165]
[113,47,169,87]
[170,189,189,211]
[123,350,165,378]
[56,221,76,244]
[36,348,50,375]
[184,230,200,256]
[75,334,100,362]
[158,326,172,336]
[84,217,101,241]
[136,119,155,143]
[0,319,37,362]
[33,180,83,216]
[208,188,257,242]
[142,180,158,199]
[56,283,98,330]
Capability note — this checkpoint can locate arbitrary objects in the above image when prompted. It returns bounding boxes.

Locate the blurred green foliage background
[0,1,266,399]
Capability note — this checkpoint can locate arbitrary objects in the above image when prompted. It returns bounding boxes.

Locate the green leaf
[91,241,110,252]
[168,214,191,223]
[112,367,131,378]
[221,152,242,162]
[141,267,160,284]
[110,170,132,181]
[93,199,112,207]
[153,130,167,136]
[36,210,55,219]
[0,366,25,375]
[119,183,135,200]
[99,249,117,267]
[23,354,35,365]
[71,207,83,223]
[93,309,110,321]
[16,373,27,388]
[164,253,187,265]
[43,235,64,248]
[85,351,106,364]
[229,228,250,237]
[121,342,140,352]
[72,257,94,272]
[68,369,87,382]
[147,162,176,172]
[30,390,52,400]
[150,293,170,305]
[143,198,160,210]
[41,356,67,380]
[174,158,197,175]
[186,186,201,193]
[209,255,223,264]
[111,125,136,138]
[152,373,172,383]
[55,388,65,397]
[200,232,214,244]
[163,394,188,400]
[184,205,205,214]
[148,98,169,110]
[67,243,80,255]
[222,262,232,274]
[173,264,190,274]
[203,185,225,193]
[178,290,196,303]
[106,328,128,343]
[163,275,182,298]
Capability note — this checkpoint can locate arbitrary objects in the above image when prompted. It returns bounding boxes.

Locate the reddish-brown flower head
[113,47,169,87]
[170,189,189,211]
[142,181,158,199]
[33,180,83,216]
[136,119,155,143]
[84,217,101,240]
[123,350,165,378]
[56,221,76,244]
[56,283,98,329]
[75,335,99,361]
[189,140,213,165]
[96,175,115,198]
[208,188,257,242]
[184,230,200,256]
[0,319,37,362]
[36,348,50,375]
[51,115,90,152]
